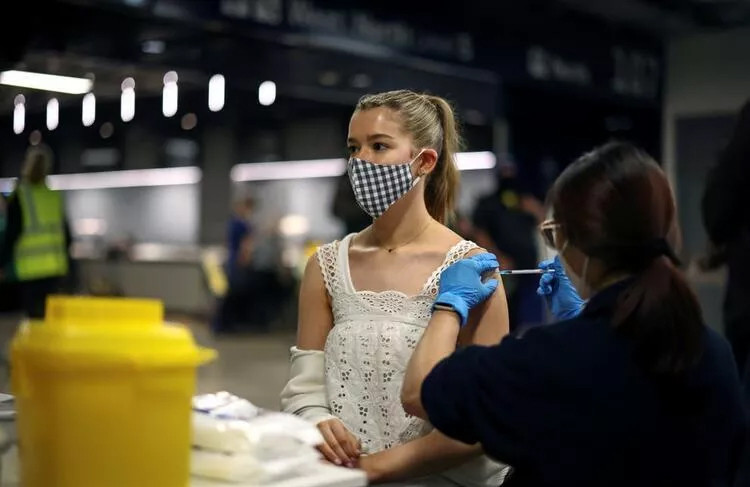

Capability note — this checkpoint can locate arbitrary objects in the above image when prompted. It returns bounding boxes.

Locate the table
[191,463,367,487]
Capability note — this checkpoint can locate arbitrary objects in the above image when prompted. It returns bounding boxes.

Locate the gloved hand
[434,253,500,327]
[537,256,585,320]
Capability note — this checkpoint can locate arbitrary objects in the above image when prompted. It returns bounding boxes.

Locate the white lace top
[317,234,509,487]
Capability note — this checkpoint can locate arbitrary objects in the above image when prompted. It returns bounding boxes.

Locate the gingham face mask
[347,152,423,219]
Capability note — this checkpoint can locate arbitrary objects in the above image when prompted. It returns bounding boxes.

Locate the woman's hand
[434,253,500,326]
[537,256,585,320]
[316,418,361,467]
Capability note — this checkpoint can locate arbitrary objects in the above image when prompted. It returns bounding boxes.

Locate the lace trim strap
[421,240,480,296]
[315,240,341,297]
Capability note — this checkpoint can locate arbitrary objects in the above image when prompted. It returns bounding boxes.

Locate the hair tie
[643,238,681,266]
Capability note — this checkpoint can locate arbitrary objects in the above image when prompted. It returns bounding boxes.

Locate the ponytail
[424,96,461,224]
[613,256,704,380]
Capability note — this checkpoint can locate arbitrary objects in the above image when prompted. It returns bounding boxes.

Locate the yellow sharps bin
[11,296,216,487]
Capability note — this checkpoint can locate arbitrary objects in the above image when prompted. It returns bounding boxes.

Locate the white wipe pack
[191,392,325,483]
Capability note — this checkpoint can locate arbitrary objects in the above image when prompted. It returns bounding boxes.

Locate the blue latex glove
[434,253,500,327]
[537,256,585,320]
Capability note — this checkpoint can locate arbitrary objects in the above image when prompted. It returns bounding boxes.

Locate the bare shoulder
[431,224,466,249]
[432,223,487,255]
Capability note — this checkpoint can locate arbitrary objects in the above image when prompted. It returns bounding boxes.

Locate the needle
[497,269,555,276]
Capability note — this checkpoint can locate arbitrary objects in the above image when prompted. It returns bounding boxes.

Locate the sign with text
[218,0,475,62]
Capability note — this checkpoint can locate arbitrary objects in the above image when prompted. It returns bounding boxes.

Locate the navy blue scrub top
[422,281,748,487]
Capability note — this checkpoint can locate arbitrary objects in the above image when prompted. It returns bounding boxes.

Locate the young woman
[281,90,510,485]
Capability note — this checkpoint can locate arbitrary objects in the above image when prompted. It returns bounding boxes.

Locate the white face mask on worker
[560,240,590,298]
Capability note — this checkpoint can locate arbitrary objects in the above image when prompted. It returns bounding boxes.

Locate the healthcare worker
[0,146,70,318]
[401,142,747,487]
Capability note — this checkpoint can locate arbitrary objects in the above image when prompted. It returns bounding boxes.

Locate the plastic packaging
[191,392,324,483]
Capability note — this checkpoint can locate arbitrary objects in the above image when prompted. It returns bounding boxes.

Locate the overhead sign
[526,46,592,86]
[218,0,475,62]
[105,0,662,103]
[523,44,660,100]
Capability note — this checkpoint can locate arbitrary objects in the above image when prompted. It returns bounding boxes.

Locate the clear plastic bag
[191,392,324,483]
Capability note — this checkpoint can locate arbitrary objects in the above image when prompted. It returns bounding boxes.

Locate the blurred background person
[212,197,257,333]
[213,206,295,334]
[702,100,750,374]
[472,158,545,333]
[0,146,71,318]
[225,196,256,283]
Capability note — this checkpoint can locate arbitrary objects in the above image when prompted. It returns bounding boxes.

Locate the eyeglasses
[539,220,561,248]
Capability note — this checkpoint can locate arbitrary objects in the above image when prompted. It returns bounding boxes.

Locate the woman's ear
[415,148,439,176]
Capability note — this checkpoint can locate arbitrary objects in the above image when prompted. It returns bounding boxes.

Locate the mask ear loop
[581,256,590,293]
[563,239,592,297]
[410,150,426,187]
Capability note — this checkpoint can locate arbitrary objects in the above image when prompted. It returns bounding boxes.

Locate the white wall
[662,26,750,185]
[65,184,200,244]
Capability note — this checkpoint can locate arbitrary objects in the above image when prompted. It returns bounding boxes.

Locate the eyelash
[346,142,390,156]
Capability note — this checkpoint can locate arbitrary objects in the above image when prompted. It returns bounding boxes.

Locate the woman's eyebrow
[366,133,395,141]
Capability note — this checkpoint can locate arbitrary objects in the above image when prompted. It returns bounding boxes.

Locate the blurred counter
[72,243,224,315]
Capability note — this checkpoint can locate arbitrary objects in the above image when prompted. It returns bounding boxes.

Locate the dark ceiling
[1,0,748,115]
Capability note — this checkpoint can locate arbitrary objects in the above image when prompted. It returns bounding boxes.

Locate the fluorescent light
[82,93,96,127]
[47,98,59,131]
[0,70,93,94]
[13,95,25,135]
[231,159,346,182]
[258,80,276,106]
[455,151,496,171]
[163,71,178,117]
[230,152,495,182]
[121,78,135,122]
[49,166,201,190]
[208,74,225,112]
[0,167,201,191]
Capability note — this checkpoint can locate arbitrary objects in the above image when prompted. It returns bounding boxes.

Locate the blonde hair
[22,145,53,184]
[355,90,461,223]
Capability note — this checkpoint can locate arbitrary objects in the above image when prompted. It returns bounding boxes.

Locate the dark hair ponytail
[551,142,704,381]
[614,257,703,378]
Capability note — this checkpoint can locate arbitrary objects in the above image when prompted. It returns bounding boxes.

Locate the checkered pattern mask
[347,154,422,219]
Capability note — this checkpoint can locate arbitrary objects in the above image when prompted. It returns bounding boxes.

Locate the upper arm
[459,248,510,346]
[296,253,334,351]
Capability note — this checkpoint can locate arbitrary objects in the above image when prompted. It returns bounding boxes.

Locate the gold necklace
[381,220,433,253]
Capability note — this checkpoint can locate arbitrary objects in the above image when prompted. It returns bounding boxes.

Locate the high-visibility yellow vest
[14,183,68,281]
